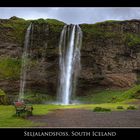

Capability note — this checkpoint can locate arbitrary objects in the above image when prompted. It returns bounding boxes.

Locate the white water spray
[58,25,82,105]
[18,24,31,101]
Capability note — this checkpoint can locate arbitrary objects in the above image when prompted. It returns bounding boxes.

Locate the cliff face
[79,20,140,94]
[0,17,140,100]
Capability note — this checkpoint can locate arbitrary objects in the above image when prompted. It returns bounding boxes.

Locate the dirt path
[28,109,140,127]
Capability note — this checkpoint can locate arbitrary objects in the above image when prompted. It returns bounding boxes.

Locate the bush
[117,106,124,109]
[127,106,137,110]
[0,89,9,105]
[93,107,111,112]
[0,89,5,95]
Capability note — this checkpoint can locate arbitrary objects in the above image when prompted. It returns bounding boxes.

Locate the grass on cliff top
[0,17,31,44]
[0,103,135,127]
[0,57,21,80]
[80,20,140,47]
[32,18,65,25]
[80,22,122,40]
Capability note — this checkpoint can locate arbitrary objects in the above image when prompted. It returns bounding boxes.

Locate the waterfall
[58,24,82,105]
[18,24,32,102]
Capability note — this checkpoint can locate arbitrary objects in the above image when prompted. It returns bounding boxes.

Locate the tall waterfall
[18,24,32,102]
[58,24,82,105]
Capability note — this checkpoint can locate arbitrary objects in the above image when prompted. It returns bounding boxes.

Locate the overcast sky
[0,7,140,24]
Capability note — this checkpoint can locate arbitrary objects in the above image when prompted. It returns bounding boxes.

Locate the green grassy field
[0,85,140,127]
[0,102,138,127]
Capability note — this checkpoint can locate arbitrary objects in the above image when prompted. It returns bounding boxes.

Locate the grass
[0,84,139,127]
[24,92,55,104]
[76,85,140,104]
[0,105,40,127]
[46,19,65,25]
[0,103,135,127]
[76,90,124,103]
[80,20,140,48]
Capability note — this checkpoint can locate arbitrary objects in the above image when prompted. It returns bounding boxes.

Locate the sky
[0,7,140,24]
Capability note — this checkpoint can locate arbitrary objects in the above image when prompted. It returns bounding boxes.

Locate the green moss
[0,89,5,96]
[125,33,140,47]
[0,57,21,80]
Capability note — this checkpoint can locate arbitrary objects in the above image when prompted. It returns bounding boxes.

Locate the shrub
[0,89,9,105]
[117,106,124,109]
[93,107,111,112]
[127,106,137,110]
[0,89,5,96]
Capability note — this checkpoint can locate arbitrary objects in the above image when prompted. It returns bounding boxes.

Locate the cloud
[0,7,140,24]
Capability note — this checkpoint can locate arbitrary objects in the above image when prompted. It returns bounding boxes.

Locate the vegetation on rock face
[80,20,140,48]
[0,17,31,44]
[0,89,5,95]
[0,57,21,80]
[46,18,65,33]
[32,18,65,32]
[125,33,140,47]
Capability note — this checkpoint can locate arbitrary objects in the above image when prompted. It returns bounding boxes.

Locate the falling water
[58,24,82,105]
[18,24,32,102]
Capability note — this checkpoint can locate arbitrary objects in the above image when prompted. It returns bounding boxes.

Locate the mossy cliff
[0,17,140,103]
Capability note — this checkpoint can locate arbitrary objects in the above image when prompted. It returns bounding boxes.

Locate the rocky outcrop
[1,17,140,99]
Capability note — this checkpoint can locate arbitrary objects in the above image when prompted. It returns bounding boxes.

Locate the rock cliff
[0,17,140,101]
